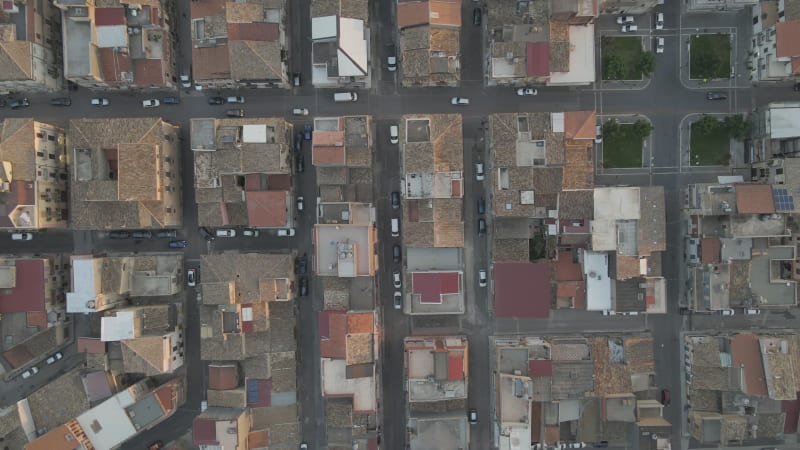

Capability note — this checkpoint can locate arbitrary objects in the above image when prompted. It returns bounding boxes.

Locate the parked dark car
[295,254,308,274]
[391,191,400,209]
[661,388,671,406]
[0,99,5,107]
[477,197,486,215]
[298,277,309,296]
[706,91,727,100]
[49,97,72,106]
[199,227,214,240]
[473,7,481,26]
[132,230,152,239]
[295,132,303,152]
[10,98,30,109]
[168,240,188,248]
[296,154,305,173]
[303,124,313,140]
[392,244,402,263]
[593,442,609,448]
[162,96,180,105]
[156,229,177,238]
[207,96,225,105]
[793,82,800,91]
[109,230,131,239]
[226,109,245,117]
[478,218,486,236]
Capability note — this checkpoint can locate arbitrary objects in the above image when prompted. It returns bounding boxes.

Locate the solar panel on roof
[772,188,795,211]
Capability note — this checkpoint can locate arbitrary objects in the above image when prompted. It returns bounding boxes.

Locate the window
[35,33,41,40]
[776,168,784,175]
[49,154,55,160]
[753,16,758,24]
[47,135,55,141]
[36,151,44,157]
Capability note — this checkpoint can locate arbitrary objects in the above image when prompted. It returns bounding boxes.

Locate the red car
[661,389,671,406]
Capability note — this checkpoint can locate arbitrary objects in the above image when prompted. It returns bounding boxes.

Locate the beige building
[53,0,177,89]
[69,117,181,229]
[190,0,290,89]
[396,0,461,87]
[190,117,294,228]
[0,0,62,93]
[0,118,68,229]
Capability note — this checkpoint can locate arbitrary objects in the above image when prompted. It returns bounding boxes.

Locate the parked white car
[277,228,296,237]
[616,15,635,24]
[516,88,538,96]
[91,98,110,106]
[450,97,470,106]
[655,12,664,30]
[11,232,33,240]
[142,99,160,108]
[744,308,761,315]
[721,308,735,316]
[621,24,638,33]
[656,37,665,54]
[215,229,236,237]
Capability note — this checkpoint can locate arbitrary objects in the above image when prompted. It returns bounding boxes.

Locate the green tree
[638,51,656,77]
[603,119,620,136]
[694,115,722,135]
[723,114,752,141]
[632,119,653,138]
[603,55,626,80]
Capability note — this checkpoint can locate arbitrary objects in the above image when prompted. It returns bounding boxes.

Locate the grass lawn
[602,124,643,168]
[690,122,730,166]
[690,34,731,79]
[601,36,643,80]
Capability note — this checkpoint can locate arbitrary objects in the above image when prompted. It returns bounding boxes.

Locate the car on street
[132,230,152,239]
[0,99,6,107]
[593,442,609,448]
[242,228,259,237]
[602,310,616,315]
[296,154,305,173]
[387,55,397,71]
[620,24,638,32]
[187,268,197,286]
[299,443,308,450]
[303,124,313,140]
[199,227,214,240]
[478,269,487,287]
[393,291,402,309]
[477,197,486,215]
[393,271,402,288]
[156,230,177,238]
[472,7,481,26]
[208,96,225,105]
[162,96,180,105]
[706,91,727,100]
[389,125,399,144]
[278,228,296,237]
[475,162,485,181]
[794,82,800,91]
[168,240,188,248]
[745,308,761,315]
[21,366,38,379]
[293,73,302,86]
[180,74,192,88]
[215,229,236,237]
[11,232,33,241]
[720,308,735,316]
[297,196,304,212]
[142,99,160,108]
[391,191,401,209]
[620,311,639,316]
[655,12,664,30]
[298,277,308,296]
[478,218,486,236]
[760,448,779,450]
[616,15,635,24]
[655,37,665,53]
[451,97,470,106]
[292,108,309,116]
[516,87,538,96]
[227,96,245,104]
[468,409,478,424]
[10,98,30,109]
[109,230,131,239]
[46,352,63,365]
[226,109,245,117]
[91,97,110,106]
[393,244,402,263]
[50,97,72,106]
[296,254,308,274]
[595,125,603,143]
[661,388,671,406]
[560,443,587,449]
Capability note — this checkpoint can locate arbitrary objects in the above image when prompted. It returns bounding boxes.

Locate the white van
[333,92,358,102]
[391,218,400,237]
[11,232,33,240]
[389,125,399,144]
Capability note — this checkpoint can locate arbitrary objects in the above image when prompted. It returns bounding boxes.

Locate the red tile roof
[564,110,596,140]
[192,417,218,445]
[776,20,800,58]
[2,345,33,368]
[494,262,551,318]
[0,180,35,227]
[447,354,464,381]
[312,146,346,166]
[245,191,288,227]
[730,333,768,397]
[528,360,553,376]
[412,271,460,303]
[98,47,132,83]
[320,311,347,359]
[133,59,166,87]
[735,183,775,214]
[190,0,226,19]
[94,8,126,26]
[228,22,279,41]
[153,383,175,412]
[526,42,550,77]
[27,310,47,328]
[701,237,721,264]
[397,1,429,29]
[0,259,45,313]
[783,395,800,434]
[77,337,106,354]
[555,248,583,281]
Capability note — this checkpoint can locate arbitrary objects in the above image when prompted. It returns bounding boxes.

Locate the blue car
[303,124,313,141]
[168,240,188,248]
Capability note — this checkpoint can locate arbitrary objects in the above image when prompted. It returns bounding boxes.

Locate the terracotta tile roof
[730,333,768,397]
[320,310,347,359]
[193,417,218,445]
[208,364,239,390]
[133,58,166,86]
[397,1,429,29]
[429,0,461,27]
[563,141,594,190]
[27,311,47,328]
[526,42,550,76]
[228,22,279,41]
[77,338,106,354]
[190,0,227,19]
[313,146,346,165]
[776,20,800,58]
[347,312,374,334]
[564,111,596,140]
[555,248,583,281]
[245,190,288,227]
[494,262,551,318]
[615,255,642,280]
[0,259,45,313]
[701,237,721,264]
[117,143,158,201]
[248,430,269,448]
[735,183,775,214]
[192,45,232,81]
[98,47,132,82]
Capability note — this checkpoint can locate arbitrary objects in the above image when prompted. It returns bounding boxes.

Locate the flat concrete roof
[408,416,468,450]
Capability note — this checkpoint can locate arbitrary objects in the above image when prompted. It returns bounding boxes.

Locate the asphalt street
[2,2,800,450]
